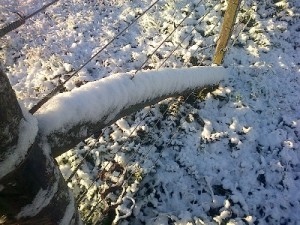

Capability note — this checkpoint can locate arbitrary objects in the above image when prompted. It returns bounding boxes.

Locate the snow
[0,107,38,179]
[36,66,226,136]
[17,179,59,218]
[59,190,78,225]
[1,0,300,224]
[16,142,60,218]
[114,196,136,224]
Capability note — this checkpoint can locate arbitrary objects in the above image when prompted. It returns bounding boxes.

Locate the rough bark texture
[0,141,81,225]
[213,0,241,64]
[0,70,23,156]
[0,69,81,224]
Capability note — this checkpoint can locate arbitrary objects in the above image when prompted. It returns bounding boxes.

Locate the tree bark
[213,0,241,65]
[1,65,224,223]
[0,69,81,225]
[0,70,23,154]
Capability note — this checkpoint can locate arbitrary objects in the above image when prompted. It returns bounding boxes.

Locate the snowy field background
[1,0,300,224]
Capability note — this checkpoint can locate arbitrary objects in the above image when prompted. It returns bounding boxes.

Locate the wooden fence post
[213,0,241,65]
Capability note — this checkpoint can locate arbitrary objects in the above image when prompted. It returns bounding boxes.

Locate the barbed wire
[74,0,216,202]
[117,14,222,210]
[6,0,249,223]
[138,1,255,189]
[57,0,257,222]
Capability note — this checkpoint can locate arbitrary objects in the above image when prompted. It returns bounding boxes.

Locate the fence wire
[84,1,257,224]
[29,0,161,114]
[134,0,205,73]
[1,0,256,224]
[58,0,229,223]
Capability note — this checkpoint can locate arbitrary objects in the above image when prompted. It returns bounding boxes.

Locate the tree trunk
[0,70,23,153]
[0,65,225,223]
[0,69,81,224]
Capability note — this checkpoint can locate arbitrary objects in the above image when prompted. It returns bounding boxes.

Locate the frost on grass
[1,0,300,224]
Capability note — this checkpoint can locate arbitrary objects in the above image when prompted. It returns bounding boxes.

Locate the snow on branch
[0,109,38,179]
[35,66,227,156]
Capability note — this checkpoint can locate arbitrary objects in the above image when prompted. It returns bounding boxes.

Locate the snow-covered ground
[1,0,300,224]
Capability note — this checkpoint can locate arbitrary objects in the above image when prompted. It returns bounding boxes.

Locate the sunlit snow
[1,0,300,224]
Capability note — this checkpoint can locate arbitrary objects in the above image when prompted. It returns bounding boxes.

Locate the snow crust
[36,66,226,136]
[1,0,300,224]
[0,108,38,179]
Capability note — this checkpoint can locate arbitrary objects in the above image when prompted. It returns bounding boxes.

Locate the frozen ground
[1,0,300,224]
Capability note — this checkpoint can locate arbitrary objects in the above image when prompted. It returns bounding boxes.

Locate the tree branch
[49,86,213,157]
[35,66,227,157]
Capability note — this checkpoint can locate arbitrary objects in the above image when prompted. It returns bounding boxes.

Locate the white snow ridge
[36,66,226,136]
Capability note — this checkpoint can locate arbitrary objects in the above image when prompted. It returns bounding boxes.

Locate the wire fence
[64,0,251,224]
[0,0,257,224]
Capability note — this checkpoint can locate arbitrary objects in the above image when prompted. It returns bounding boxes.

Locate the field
[1,0,300,224]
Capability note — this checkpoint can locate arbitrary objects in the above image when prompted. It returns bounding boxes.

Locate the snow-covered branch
[36,66,227,156]
[0,70,38,179]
